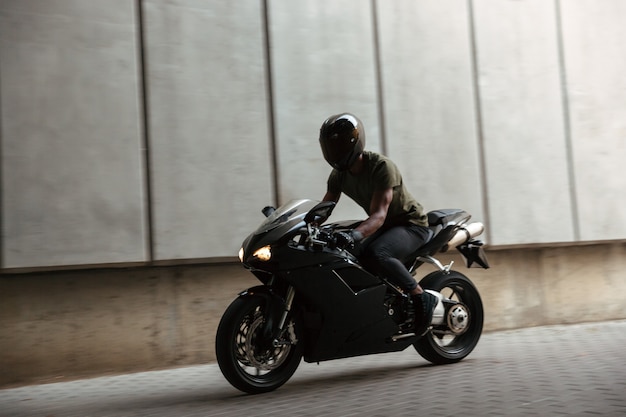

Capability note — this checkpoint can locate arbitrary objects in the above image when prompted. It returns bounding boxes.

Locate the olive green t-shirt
[327,151,427,227]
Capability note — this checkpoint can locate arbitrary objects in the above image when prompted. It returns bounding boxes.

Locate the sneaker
[412,291,438,337]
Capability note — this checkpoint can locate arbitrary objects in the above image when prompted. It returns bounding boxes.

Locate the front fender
[237,285,284,341]
[238,285,282,301]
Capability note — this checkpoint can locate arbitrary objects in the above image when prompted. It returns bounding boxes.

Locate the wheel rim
[234,306,293,378]
[428,281,481,354]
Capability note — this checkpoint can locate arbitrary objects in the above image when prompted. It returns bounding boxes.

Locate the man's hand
[332,230,363,249]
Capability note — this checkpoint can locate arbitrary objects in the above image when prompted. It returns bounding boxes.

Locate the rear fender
[457,240,490,269]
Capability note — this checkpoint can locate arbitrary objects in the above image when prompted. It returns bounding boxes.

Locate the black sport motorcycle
[216,199,489,394]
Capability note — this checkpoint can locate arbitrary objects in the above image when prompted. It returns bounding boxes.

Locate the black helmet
[319,113,365,171]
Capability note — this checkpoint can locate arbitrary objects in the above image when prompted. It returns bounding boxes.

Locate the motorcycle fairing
[282,260,414,363]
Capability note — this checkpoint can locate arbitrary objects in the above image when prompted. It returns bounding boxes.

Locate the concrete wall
[1,0,625,270]
[2,242,625,387]
[142,0,275,259]
[269,0,382,221]
[473,0,575,245]
[559,0,626,241]
[376,0,485,226]
[0,0,148,268]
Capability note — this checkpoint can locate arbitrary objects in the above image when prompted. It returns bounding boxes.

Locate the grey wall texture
[1,0,625,270]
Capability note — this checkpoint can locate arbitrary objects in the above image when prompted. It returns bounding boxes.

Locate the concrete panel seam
[0,41,3,269]
[371,0,387,156]
[135,0,155,261]
[554,0,581,242]
[467,0,492,243]
[262,0,280,207]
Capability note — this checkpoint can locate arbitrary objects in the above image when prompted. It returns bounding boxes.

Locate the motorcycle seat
[427,209,471,229]
[407,209,472,263]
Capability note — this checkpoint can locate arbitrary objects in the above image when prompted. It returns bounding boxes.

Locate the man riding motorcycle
[318,112,438,336]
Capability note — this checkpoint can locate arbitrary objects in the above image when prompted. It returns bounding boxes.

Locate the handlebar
[305,223,335,248]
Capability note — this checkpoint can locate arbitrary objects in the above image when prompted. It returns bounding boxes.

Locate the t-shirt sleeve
[372,159,402,190]
[327,170,342,194]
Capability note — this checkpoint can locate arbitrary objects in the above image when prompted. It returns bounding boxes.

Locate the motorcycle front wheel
[215,294,303,394]
[414,270,484,364]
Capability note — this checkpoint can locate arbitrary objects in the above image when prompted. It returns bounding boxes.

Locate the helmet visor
[320,135,359,170]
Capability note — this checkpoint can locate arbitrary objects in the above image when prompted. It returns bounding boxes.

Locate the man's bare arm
[354,188,393,238]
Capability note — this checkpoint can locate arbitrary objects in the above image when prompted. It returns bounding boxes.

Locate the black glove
[333,230,363,249]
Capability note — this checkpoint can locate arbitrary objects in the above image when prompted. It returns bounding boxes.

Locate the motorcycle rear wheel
[414,270,484,364]
[215,294,303,394]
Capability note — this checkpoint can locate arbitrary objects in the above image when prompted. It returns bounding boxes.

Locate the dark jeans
[357,224,432,292]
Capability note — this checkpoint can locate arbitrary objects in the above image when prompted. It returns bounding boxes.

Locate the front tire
[215,294,302,394]
[414,270,484,364]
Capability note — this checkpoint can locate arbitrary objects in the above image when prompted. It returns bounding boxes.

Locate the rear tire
[215,294,302,394]
[414,270,483,364]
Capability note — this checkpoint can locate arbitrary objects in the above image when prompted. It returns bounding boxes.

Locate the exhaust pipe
[443,222,484,251]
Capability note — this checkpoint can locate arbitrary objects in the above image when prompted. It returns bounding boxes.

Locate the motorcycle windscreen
[255,199,318,234]
[457,241,490,269]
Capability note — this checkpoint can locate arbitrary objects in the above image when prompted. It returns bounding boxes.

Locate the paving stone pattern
[2,320,625,417]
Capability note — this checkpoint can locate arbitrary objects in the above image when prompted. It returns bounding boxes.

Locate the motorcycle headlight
[252,245,272,262]
[238,247,244,263]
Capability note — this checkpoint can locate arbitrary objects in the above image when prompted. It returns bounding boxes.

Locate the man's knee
[359,247,386,272]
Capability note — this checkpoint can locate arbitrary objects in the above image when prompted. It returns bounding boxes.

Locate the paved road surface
[2,320,625,416]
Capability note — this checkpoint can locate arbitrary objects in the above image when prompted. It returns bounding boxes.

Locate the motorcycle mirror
[262,206,276,217]
[304,201,336,224]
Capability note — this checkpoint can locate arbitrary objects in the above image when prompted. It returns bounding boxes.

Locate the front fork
[273,286,297,347]
[250,284,297,348]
